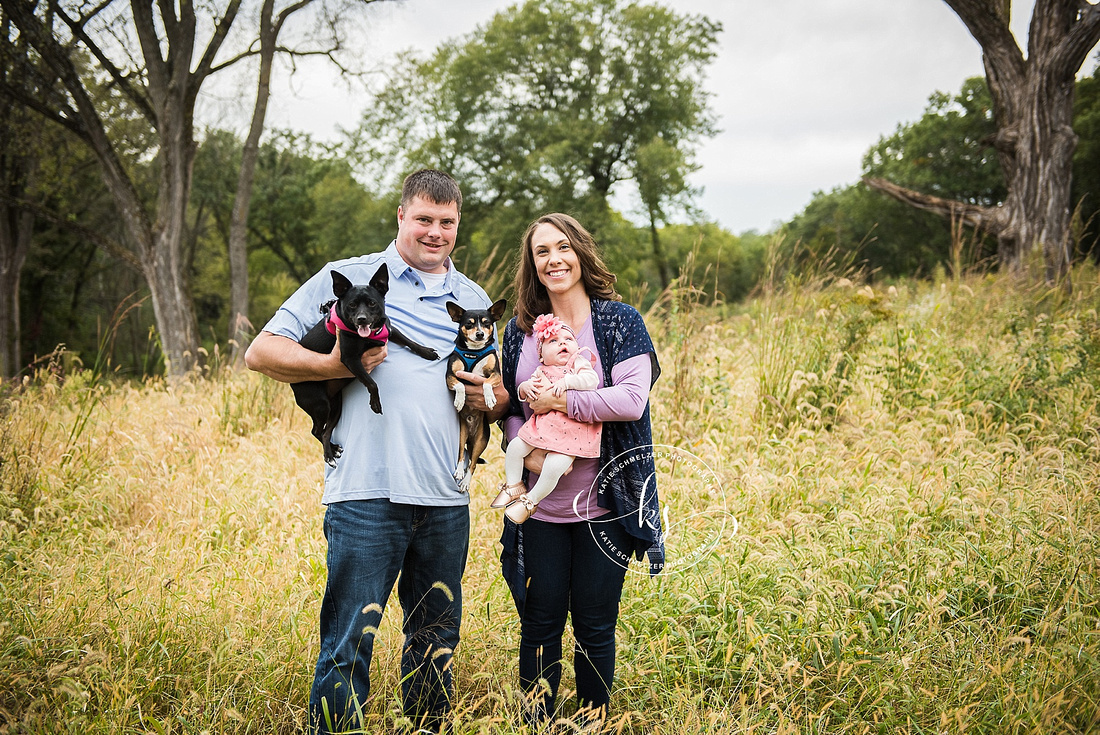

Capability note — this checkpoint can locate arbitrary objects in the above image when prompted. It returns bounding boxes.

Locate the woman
[498,213,664,727]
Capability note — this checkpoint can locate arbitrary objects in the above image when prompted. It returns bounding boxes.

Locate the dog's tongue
[357,325,374,338]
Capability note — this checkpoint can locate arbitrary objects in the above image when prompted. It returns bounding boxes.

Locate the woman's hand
[527,388,567,415]
[524,448,572,477]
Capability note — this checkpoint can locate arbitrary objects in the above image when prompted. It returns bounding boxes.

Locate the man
[245,169,509,734]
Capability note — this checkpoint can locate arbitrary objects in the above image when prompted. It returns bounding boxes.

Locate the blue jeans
[519,518,630,720]
[309,499,470,734]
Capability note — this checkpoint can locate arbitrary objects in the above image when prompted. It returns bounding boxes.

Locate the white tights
[504,438,576,505]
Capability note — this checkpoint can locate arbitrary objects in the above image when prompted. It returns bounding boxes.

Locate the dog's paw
[420,347,439,361]
[453,383,466,411]
[369,394,383,414]
[458,470,472,494]
[323,440,343,466]
[483,382,497,409]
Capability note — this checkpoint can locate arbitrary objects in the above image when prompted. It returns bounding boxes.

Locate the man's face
[395,196,460,274]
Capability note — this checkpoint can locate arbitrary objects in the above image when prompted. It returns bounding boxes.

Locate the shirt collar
[383,240,460,298]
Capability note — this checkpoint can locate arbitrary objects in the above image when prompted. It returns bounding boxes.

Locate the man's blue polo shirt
[262,242,495,506]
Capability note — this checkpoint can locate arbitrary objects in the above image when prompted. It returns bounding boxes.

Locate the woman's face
[530,223,584,299]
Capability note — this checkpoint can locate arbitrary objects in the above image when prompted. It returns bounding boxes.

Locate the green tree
[350,0,719,279]
[17,142,150,375]
[864,77,1004,207]
[861,74,1006,277]
[2,12,152,376]
[0,13,40,378]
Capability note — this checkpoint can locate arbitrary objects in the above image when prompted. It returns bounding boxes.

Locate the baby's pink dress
[516,363,603,458]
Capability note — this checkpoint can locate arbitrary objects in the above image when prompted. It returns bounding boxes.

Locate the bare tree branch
[191,0,243,87]
[207,42,350,74]
[0,77,88,139]
[50,0,156,123]
[275,0,315,27]
[130,0,168,110]
[1052,1,1100,77]
[863,176,1007,234]
[942,0,1026,84]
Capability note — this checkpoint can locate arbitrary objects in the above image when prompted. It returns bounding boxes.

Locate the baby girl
[493,314,602,523]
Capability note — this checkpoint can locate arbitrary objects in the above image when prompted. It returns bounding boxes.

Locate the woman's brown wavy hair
[512,213,620,333]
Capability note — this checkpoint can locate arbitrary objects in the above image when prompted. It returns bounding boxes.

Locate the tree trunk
[227,0,278,366]
[978,18,1079,281]
[0,188,34,380]
[147,89,202,374]
[647,209,670,291]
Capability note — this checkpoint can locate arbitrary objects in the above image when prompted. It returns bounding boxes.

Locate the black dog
[292,266,438,466]
[445,299,507,493]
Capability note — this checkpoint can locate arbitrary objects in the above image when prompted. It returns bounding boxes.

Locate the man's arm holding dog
[246,331,387,383]
[453,369,510,421]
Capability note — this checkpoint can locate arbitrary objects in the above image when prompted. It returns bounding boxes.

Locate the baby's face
[540,331,579,366]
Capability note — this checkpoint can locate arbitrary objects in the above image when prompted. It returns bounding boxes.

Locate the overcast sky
[204,0,1097,234]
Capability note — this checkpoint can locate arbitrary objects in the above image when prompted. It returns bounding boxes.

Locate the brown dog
[445,299,507,493]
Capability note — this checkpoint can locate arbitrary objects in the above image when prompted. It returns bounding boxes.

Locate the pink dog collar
[326,303,389,342]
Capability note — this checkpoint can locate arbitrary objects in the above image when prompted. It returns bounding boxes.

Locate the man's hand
[454,370,510,421]
[333,337,387,375]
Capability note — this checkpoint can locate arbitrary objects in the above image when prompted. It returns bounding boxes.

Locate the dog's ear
[489,298,508,322]
[331,270,352,298]
[369,265,389,296]
[446,301,465,323]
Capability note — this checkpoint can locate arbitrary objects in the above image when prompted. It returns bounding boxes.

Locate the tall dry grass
[2,264,1099,733]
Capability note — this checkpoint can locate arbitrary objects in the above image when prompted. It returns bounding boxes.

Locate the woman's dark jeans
[519,517,631,720]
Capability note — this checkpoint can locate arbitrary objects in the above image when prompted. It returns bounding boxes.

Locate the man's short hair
[401,169,462,215]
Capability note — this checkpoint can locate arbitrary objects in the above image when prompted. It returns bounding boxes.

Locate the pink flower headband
[532,314,574,352]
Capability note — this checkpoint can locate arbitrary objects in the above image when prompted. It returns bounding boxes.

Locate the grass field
[2,266,1099,734]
